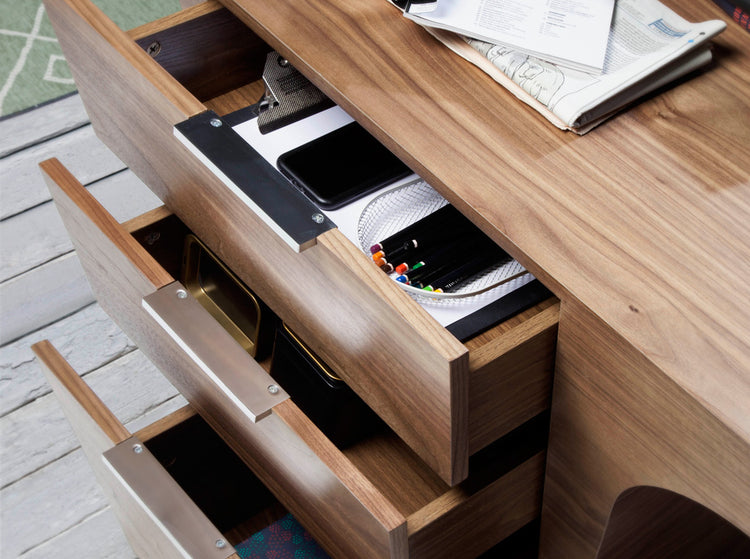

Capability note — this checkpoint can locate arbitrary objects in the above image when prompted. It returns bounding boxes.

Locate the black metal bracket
[174,110,335,252]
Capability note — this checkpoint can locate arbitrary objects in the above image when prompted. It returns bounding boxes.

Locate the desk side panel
[540,300,750,558]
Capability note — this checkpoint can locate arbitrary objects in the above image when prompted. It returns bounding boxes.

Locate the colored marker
[370,204,469,255]
[393,234,498,277]
[398,261,454,285]
[420,252,510,292]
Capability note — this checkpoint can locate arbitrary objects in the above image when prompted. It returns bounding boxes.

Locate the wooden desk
[43,0,749,556]
[217,0,750,555]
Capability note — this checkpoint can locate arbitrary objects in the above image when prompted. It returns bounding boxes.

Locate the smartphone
[277,121,412,210]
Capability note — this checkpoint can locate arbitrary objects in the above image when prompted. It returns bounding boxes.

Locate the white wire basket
[357,179,530,306]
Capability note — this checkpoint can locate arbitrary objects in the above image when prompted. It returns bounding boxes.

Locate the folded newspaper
[394,0,726,133]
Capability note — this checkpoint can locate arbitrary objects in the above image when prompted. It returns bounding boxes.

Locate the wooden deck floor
[0,94,187,558]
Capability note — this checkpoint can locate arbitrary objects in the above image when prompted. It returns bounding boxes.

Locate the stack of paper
[403,0,616,74]
[392,0,726,133]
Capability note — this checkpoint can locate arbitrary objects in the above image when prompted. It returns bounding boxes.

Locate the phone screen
[277,122,411,210]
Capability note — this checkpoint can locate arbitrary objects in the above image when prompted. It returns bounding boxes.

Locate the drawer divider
[143,281,289,422]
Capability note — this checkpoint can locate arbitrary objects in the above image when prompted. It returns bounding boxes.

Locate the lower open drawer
[34,340,546,558]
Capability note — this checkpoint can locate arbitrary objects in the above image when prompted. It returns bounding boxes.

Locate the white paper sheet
[232,107,534,327]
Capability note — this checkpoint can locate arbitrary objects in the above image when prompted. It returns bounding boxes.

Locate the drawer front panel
[42,159,408,558]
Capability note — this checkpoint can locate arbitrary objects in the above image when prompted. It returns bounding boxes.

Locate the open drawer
[32,340,295,558]
[40,158,552,557]
[33,340,547,558]
[43,0,559,485]
[33,314,546,559]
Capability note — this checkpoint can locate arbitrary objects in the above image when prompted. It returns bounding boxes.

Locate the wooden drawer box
[39,158,553,557]
[33,309,547,558]
[44,0,559,486]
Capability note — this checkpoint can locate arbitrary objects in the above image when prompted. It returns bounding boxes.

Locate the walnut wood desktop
[217,0,750,555]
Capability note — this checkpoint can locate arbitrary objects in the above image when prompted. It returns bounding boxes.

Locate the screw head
[146,41,161,57]
[209,118,222,128]
[144,231,161,245]
[312,213,325,224]
[133,444,143,454]
[267,384,280,395]
[215,538,227,549]
[176,289,188,299]
[277,56,289,67]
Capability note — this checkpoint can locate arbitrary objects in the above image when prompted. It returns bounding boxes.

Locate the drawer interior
[126,207,555,455]
[137,410,289,548]
[127,2,270,116]
[127,209,548,556]
[134,406,545,559]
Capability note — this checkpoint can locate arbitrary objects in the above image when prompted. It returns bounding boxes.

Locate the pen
[393,235,496,276]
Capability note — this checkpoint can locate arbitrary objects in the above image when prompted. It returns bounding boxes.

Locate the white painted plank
[1,349,182,487]
[123,393,188,435]
[0,450,108,558]
[0,124,126,220]
[19,507,135,559]
[0,94,89,158]
[0,252,94,346]
[0,304,135,417]
[0,169,161,282]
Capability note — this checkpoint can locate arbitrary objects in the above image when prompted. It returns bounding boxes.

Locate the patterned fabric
[236,514,330,559]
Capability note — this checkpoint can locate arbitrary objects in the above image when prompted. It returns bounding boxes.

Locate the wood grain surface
[129,4,268,103]
[32,340,130,446]
[42,0,750,554]
[542,299,750,557]
[218,0,750,449]
[214,0,750,554]
[40,149,413,558]
[43,0,557,486]
[31,341,187,558]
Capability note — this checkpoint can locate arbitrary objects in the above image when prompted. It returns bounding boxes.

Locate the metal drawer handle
[143,281,288,422]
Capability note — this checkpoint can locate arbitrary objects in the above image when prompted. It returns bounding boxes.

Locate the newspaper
[404,0,615,73]
[418,0,726,133]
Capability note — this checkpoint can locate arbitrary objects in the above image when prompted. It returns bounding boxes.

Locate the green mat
[0,0,181,118]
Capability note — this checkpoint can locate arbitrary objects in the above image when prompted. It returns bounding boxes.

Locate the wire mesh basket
[357,179,530,306]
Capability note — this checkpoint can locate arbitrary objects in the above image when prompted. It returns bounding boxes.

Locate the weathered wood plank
[0,252,93,346]
[0,304,135,417]
[0,94,89,159]
[1,349,183,487]
[0,169,161,282]
[0,450,108,558]
[0,124,126,220]
[19,507,135,559]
